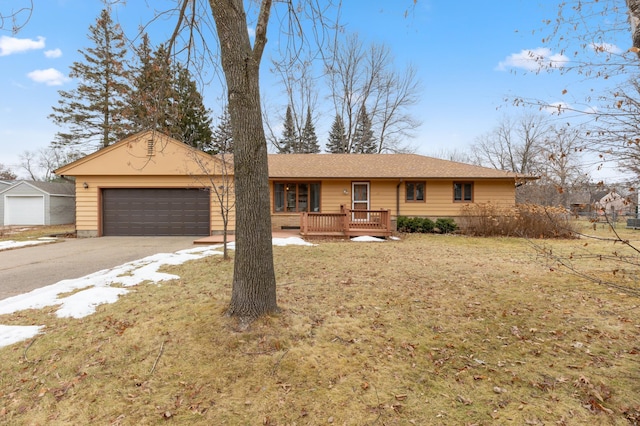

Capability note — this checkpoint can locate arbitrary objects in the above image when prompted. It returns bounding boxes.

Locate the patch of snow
[351,236,386,242]
[56,286,130,319]
[0,240,53,251]
[389,236,401,241]
[0,325,43,347]
[273,237,315,246]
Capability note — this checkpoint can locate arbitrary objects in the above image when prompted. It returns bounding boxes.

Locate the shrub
[459,203,576,239]
[419,218,435,233]
[396,216,435,233]
[435,218,457,234]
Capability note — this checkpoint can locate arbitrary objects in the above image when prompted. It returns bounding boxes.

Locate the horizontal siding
[399,180,515,218]
[75,175,515,235]
[270,178,517,222]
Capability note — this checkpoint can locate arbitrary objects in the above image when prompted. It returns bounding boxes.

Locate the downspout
[396,179,403,218]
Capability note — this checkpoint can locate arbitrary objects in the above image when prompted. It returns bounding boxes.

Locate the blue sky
[0,0,631,180]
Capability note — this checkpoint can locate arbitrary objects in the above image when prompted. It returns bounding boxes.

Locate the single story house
[0,180,75,226]
[55,130,532,237]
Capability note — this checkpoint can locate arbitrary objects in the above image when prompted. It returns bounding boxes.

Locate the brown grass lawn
[0,225,76,242]
[1,223,639,425]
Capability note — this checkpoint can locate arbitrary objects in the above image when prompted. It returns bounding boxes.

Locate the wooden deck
[300,207,392,238]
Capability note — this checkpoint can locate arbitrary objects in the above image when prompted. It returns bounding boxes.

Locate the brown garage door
[102,188,210,236]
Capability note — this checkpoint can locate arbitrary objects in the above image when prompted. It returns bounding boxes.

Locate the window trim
[453,181,474,202]
[273,181,321,213]
[405,181,426,203]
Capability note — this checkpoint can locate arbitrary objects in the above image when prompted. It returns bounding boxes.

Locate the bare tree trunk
[627,0,640,52]
[210,0,278,321]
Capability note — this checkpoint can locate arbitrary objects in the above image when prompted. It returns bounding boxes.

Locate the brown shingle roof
[267,154,526,180]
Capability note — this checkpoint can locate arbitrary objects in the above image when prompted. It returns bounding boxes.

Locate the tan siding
[399,180,516,218]
[321,180,352,211]
[268,179,516,227]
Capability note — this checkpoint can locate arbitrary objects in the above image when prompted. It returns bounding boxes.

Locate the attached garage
[102,188,210,236]
[54,130,234,237]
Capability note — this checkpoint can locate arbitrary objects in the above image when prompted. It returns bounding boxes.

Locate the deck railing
[300,206,392,237]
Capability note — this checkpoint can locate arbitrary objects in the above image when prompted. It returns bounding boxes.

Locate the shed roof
[0,180,75,196]
[267,153,529,180]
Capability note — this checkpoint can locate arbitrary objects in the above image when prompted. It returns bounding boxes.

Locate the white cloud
[496,48,569,72]
[0,35,45,56]
[44,48,62,58]
[27,68,68,86]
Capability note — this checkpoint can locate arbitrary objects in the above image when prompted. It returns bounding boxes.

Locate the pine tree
[49,8,130,151]
[127,39,175,135]
[300,106,320,153]
[326,114,348,153]
[173,64,213,149]
[209,105,234,154]
[127,37,212,149]
[352,105,377,153]
[278,105,297,153]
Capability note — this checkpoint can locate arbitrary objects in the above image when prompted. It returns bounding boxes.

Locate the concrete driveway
[0,237,200,300]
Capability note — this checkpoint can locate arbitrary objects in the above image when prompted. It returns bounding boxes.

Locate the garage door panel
[5,196,45,225]
[102,188,210,236]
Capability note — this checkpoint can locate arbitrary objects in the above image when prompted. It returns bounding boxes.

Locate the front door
[351,182,369,220]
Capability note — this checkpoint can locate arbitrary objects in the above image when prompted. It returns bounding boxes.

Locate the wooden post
[300,212,308,235]
[384,209,391,234]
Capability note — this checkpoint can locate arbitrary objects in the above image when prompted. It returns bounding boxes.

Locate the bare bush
[460,203,576,238]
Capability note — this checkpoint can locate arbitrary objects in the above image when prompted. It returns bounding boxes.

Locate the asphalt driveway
[0,237,200,300]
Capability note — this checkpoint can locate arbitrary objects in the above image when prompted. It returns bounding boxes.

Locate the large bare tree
[326,33,421,153]
[471,113,548,175]
[205,0,278,321]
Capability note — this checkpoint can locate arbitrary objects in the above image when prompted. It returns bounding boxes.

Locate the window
[274,182,320,212]
[406,182,425,202]
[454,182,473,202]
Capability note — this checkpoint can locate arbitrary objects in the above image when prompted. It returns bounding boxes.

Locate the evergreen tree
[300,106,320,153]
[326,114,348,153]
[278,105,297,153]
[49,8,130,151]
[127,39,175,135]
[127,37,212,149]
[210,105,234,154]
[173,64,213,149]
[352,105,377,153]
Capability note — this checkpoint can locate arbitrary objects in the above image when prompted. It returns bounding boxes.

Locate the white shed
[0,181,75,226]
[596,190,629,216]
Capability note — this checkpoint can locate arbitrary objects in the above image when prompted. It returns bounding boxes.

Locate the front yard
[0,224,639,424]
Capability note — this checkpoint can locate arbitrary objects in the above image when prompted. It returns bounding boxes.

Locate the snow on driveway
[0,237,57,252]
[0,237,314,348]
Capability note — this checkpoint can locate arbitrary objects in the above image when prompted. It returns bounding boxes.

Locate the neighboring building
[0,181,75,226]
[55,130,533,237]
[596,190,632,217]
